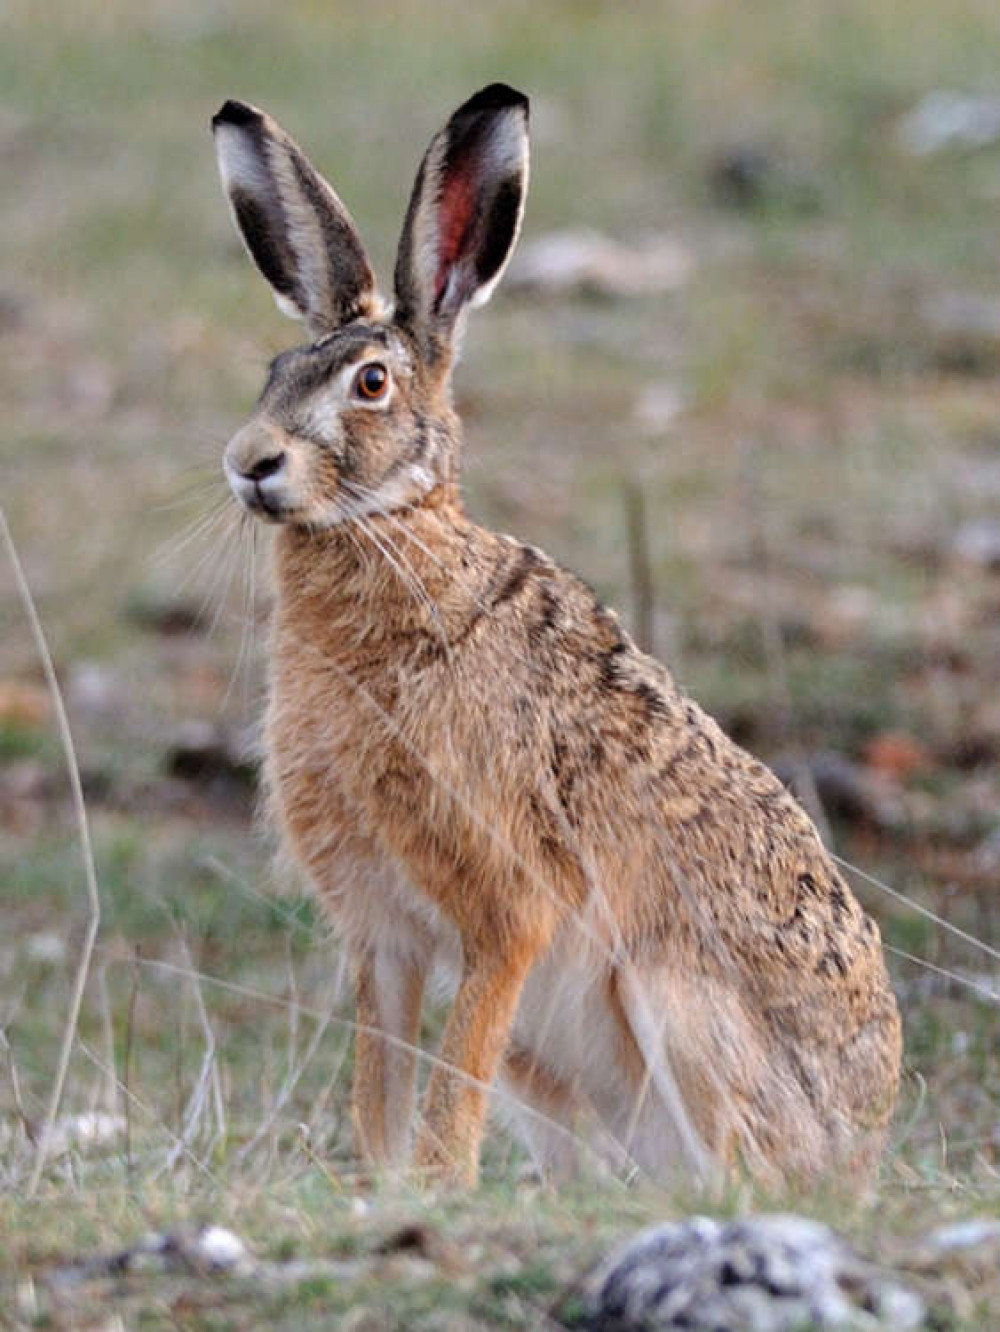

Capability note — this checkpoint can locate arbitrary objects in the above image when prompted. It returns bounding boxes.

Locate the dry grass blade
[235,956,346,1166]
[75,1041,224,1187]
[623,479,655,656]
[1,505,102,1197]
[93,946,608,1174]
[159,935,226,1177]
[884,944,999,1005]
[833,853,1000,967]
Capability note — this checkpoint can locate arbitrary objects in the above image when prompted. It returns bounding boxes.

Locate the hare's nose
[243,450,287,482]
[225,419,290,485]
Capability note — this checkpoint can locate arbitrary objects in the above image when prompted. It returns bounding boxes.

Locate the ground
[1,2,997,1328]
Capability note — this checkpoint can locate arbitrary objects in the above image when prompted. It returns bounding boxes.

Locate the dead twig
[123,946,141,1186]
[1,505,101,1197]
[624,480,655,657]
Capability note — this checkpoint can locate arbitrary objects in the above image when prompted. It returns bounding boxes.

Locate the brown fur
[212,86,902,1190]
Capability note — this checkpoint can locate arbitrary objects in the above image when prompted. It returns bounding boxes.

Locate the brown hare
[211,84,901,1190]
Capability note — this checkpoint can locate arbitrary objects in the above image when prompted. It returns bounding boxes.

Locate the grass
[2,0,998,1326]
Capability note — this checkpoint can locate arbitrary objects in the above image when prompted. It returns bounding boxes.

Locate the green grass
[2,0,998,1326]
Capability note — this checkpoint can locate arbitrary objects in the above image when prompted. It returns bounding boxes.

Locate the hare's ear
[212,100,375,336]
[393,84,529,355]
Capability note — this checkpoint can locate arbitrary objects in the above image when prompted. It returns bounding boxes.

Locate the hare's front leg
[351,944,427,1172]
[414,939,543,1187]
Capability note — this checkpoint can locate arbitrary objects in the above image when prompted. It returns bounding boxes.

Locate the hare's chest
[263,659,460,949]
[263,657,383,836]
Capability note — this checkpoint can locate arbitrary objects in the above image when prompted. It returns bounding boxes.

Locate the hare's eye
[353,362,390,402]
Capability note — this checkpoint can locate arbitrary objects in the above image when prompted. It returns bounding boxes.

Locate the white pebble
[194,1226,250,1271]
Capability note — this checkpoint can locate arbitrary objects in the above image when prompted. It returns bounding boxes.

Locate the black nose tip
[243,451,286,482]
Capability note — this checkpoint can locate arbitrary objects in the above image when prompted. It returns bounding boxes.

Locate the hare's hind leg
[499,1046,583,1181]
[601,968,722,1189]
[352,943,428,1171]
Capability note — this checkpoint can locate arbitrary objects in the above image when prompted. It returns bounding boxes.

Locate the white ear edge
[482,105,530,179]
[214,122,270,197]
[469,140,530,311]
[214,105,376,333]
[273,291,305,321]
[435,104,529,315]
[216,121,306,324]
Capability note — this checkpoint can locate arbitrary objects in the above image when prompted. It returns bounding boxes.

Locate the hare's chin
[243,496,295,524]
[243,497,372,532]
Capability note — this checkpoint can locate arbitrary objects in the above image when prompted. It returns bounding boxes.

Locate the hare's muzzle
[224,420,292,520]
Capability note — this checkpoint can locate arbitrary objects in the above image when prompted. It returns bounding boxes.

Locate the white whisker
[349,511,453,661]
[338,478,540,674]
[221,513,259,713]
[203,522,246,640]
[150,495,234,570]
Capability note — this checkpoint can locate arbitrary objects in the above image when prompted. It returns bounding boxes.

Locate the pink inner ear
[434,165,477,305]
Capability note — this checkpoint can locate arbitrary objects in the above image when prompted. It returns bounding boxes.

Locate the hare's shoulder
[479,543,879,934]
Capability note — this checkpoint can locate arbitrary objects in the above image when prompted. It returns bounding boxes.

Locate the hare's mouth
[247,485,291,523]
[225,464,297,524]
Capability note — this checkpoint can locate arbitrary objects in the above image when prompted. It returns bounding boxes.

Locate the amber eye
[354,362,389,401]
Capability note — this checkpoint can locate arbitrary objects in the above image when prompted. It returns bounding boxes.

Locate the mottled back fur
[211,85,902,1189]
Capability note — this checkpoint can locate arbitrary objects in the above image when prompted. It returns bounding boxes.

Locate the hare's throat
[270,497,490,654]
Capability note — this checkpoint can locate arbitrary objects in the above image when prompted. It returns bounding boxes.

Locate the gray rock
[952,518,1000,570]
[925,1218,1000,1253]
[165,720,257,787]
[773,751,905,830]
[569,1214,925,1331]
[707,146,824,214]
[898,91,1000,155]
[507,229,694,300]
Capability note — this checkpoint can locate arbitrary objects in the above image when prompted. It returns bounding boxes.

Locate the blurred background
[1,0,997,1314]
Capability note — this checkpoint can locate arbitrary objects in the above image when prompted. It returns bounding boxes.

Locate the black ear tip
[460,83,529,119]
[212,99,262,132]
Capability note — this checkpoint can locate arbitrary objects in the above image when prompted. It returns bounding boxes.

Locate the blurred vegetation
[1,1,998,1327]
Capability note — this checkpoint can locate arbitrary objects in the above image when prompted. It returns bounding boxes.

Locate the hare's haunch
[212,85,901,1189]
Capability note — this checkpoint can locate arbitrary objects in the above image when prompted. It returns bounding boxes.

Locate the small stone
[193,1225,252,1273]
[923,291,1000,342]
[507,229,694,300]
[925,1218,1000,1253]
[634,382,687,435]
[165,720,256,787]
[872,1286,926,1328]
[67,661,121,717]
[774,751,905,830]
[952,518,1000,569]
[708,145,824,214]
[25,932,67,965]
[126,588,206,636]
[898,90,1000,155]
[15,1279,38,1320]
[46,1112,125,1156]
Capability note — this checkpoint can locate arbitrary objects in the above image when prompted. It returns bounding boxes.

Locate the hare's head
[213,85,528,528]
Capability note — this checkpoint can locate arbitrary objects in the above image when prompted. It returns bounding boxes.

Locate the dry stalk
[835,855,1000,968]
[623,479,655,657]
[235,954,346,1167]
[1,505,102,1197]
[123,946,141,1185]
[159,934,226,1176]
